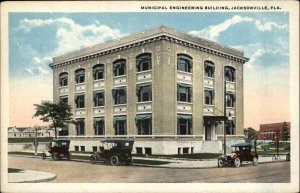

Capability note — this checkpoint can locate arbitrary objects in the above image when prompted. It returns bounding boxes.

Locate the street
[8,156,290,183]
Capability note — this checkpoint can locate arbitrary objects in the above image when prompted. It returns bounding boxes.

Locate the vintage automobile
[90,140,134,166]
[217,142,258,168]
[41,139,71,160]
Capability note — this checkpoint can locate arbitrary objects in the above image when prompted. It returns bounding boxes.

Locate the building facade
[50,26,248,154]
[8,126,54,138]
[258,122,291,141]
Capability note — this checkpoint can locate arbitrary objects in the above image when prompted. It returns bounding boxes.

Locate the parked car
[90,140,134,166]
[41,139,71,160]
[217,142,258,168]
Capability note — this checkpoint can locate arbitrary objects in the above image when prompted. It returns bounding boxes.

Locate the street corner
[8,168,56,183]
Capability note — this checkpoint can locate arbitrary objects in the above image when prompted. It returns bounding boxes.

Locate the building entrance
[204,121,215,141]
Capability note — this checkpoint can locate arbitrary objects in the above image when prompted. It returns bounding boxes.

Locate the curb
[9,170,56,183]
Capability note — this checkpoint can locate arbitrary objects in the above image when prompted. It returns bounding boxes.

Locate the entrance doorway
[204,120,215,141]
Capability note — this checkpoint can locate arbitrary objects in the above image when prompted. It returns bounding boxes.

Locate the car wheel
[110,155,119,166]
[218,159,224,168]
[52,153,59,161]
[234,158,241,168]
[90,155,97,164]
[252,157,258,166]
[41,153,46,160]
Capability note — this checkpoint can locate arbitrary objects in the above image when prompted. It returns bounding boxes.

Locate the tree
[282,121,290,143]
[244,127,258,152]
[33,101,76,139]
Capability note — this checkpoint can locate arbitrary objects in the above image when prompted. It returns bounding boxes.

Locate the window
[74,146,79,151]
[136,114,152,135]
[59,72,68,87]
[204,89,214,105]
[75,94,85,108]
[136,53,152,72]
[60,96,68,104]
[114,116,127,135]
[113,59,126,76]
[226,92,235,107]
[92,146,97,152]
[177,114,192,135]
[204,61,215,78]
[93,91,105,106]
[58,124,69,136]
[177,54,192,73]
[76,118,85,135]
[226,119,235,135]
[145,148,152,155]
[178,148,181,154]
[136,83,152,102]
[225,66,235,82]
[75,68,85,84]
[183,147,189,154]
[94,117,105,135]
[80,146,85,152]
[112,87,126,104]
[177,84,192,102]
[136,147,143,154]
[93,64,105,80]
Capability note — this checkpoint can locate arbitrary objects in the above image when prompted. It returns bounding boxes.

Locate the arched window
[177,54,192,73]
[204,61,215,78]
[225,66,235,82]
[59,72,68,87]
[136,53,152,72]
[75,68,85,84]
[93,64,104,80]
[113,59,126,76]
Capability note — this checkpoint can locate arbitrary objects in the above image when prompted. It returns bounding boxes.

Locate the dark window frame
[93,91,105,107]
[75,68,85,84]
[75,94,85,109]
[113,59,126,77]
[112,87,126,105]
[60,96,68,104]
[226,93,236,107]
[59,72,68,87]
[226,119,236,135]
[177,54,193,73]
[136,53,152,72]
[93,64,105,80]
[76,119,85,135]
[137,118,152,135]
[114,116,127,135]
[177,84,192,102]
[204,61,215,78]
[136,84,152,102]
[225,66,236,82]
[177,115,192,135]
[204,89,214,105]
[94,118,105,135]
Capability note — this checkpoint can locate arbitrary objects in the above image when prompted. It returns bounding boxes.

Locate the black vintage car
[217,142,258,168]
[90,140,134,166]
[41,139,71,160]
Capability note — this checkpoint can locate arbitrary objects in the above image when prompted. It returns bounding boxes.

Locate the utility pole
[224,79,227,156]
[34,125,38,156]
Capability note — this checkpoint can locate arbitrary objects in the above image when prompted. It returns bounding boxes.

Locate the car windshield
[231,146,240,152]
[100,142,117,150]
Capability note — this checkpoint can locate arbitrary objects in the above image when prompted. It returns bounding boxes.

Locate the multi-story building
[50,26,248,154]
[258,122,291,141]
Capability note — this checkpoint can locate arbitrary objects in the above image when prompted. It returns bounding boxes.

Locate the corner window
[177,54,192,73]
[114,116,127,135]
[112,87,126,105]
[76,118,85,135]
[225,66,235,82]
[60,96,68,104]
[93,64,105,80]
[136,114,152,135]
[137,53,152,72]
[177,114,192,135]
[226,119,235,135]
[204,89,214,105]
[93,91,105,106]
[177,84,192,102]
[58,124,69,136]
[226,92,235,107]
[75,68,85,84]
[59,72,68,87]
[204,61,215,78]
[113,59,126,76]
[136,83,152,102]
[75,94,85,108]
[94,117,105,135]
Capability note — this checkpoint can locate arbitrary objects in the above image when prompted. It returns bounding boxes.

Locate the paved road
[8,156,290,183]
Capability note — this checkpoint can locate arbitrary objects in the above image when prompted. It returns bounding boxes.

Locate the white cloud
[245,48,266,68]
[26,56,52,75]
[189,15,287,41]
[19,17,124,55]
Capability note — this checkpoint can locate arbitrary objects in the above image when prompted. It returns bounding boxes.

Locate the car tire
[234,157,241,168]
[218,159,224,168]
[90,155,97,164]
[252,157,258,166]
[52,153,59,161]
[41,153,46,160]
[110,155,119,166]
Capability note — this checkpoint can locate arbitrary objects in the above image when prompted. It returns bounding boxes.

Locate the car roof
[231,142,252,147]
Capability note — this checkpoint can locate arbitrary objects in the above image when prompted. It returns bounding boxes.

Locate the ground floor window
[183,147,189,154]
[226,119,235,135]
[60,96,68,104]
[177,114,192,135]
[145,148,152,155]
[76,118,85,135]
[74,146,79,151]
[136,114,152,135]
[136,147,143,155]
[58,124,69,136]
[93,117,105,135]
[92,146,97,152]
[80,146,85,152]
[114,116,127,135]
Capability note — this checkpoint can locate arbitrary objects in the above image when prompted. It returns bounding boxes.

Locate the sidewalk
[8,169,56,183]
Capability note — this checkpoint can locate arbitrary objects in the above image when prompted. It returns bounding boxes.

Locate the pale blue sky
[9,12,290,129]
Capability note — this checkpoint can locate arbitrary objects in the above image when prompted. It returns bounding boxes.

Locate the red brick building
[258,122,290,141]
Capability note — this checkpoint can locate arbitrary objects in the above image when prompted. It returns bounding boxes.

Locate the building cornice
[50,28,249,69]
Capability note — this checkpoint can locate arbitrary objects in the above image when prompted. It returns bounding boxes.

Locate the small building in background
[258,122,291,141]
[8,126,55,138]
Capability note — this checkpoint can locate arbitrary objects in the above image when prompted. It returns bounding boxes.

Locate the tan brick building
[50,26,248,154]
[258,122,291,141]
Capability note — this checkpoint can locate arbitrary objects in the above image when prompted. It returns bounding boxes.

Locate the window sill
[59,85,68,88]
[177,101,192,105]
[113,75,126,78]
[113,104,127,107]
[177,70,192,75]
[93,79,104,82]
[137,101,152,104]
[204,76,215,80]
[136,70,152,74]
[75,83,85,86]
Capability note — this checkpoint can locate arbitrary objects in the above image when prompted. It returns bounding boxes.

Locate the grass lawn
[135,153,222,159]
[8,168,24,173]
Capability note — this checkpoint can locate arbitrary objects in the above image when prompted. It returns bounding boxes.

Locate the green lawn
[134,153,221,159]
[8,168,24,173]
[8,137,53,143]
